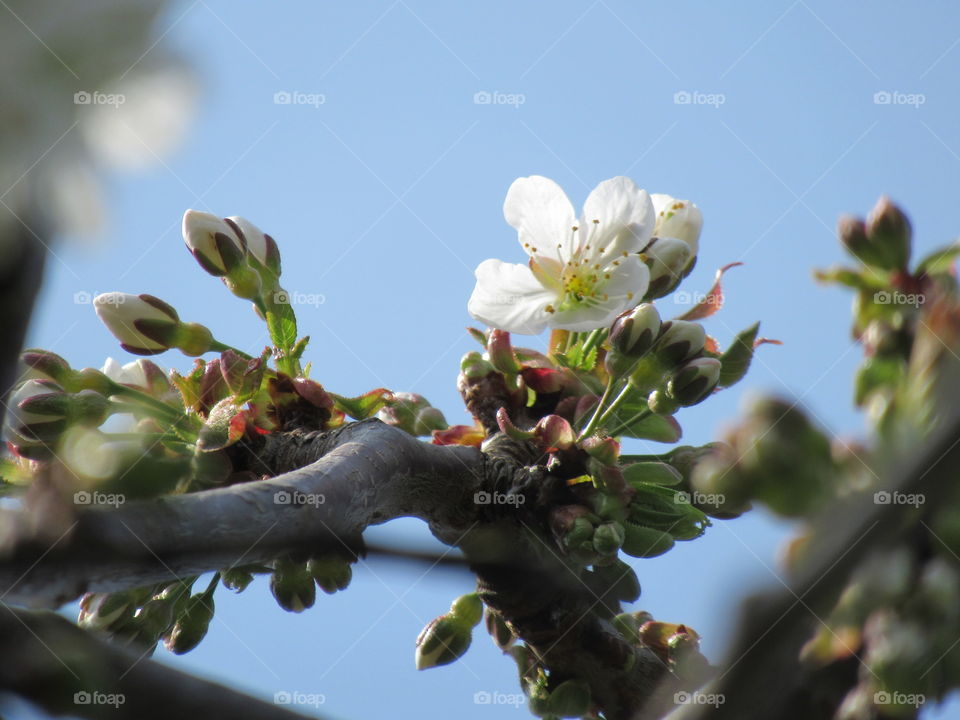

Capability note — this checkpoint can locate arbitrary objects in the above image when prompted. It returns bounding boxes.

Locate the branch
[0,603,318,720]
[682,413,960,719]
[0,420,483,606]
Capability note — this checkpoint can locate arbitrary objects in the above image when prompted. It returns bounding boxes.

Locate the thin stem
[580,328,607,357]
[595,382,634,429]
[109,382,183,423]
[578,380,617,440]
[209,341,253,360]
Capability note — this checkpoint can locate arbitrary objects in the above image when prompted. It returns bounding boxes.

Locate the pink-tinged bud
[431,424,485,447]
[496,407,535,440]
[486,329,521,374]
[182,209,245,276]
[226,215,282,276]
[651,194,702,256]
[7,380,111,447]
[581,435,620,466]
[21,349,72,384]
[377,392,446,436]
[520,366,568,394]
[534,414,575,451]
[93,293,181,355]
[219,350,265,399]
[641,237,692,299]
[667,357,721,407]
[865,196,912,271]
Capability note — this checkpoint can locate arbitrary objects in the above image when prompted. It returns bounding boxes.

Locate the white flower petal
[551,304,621,333]
[652,193,702,255]
[468,259,556,335]
[582,177,655,260]
[603,255,650,299]
[503,176,577,263]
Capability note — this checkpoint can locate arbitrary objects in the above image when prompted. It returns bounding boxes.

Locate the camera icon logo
[474,691,492,704]
[873,91,892,105]
[273,91,292,105]
[673,90,692,105]
[274,690,292,704]
[274,490,291,505]
[74,691,92,704]
[473,90,492,105]
[74,491,92,505]
[74,91,92,105]
[874,491,891,504]
[473,491,491,505]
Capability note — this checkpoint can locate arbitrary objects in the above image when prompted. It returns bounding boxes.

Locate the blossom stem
[209,341,254,360]
[548,329,570,359]
[578,380,616,439]
[108,383,184,423]
[580,328,606,357]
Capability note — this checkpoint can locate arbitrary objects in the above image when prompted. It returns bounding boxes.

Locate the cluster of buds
[691,396,836,517]
[641,194,703,299]
[838,197,911,274]
[269,551,357,613]
[415,592,483,670]
[613,612,710,681]
[182,210,281,302]
[78,576,216,655]
[6,378,111,458]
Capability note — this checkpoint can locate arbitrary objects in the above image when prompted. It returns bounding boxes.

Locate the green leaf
[916,241,960,276]
[607,400,682,442]
[331,388,392,420]
[266,293,298,351]
[854,356,905,406]
[622,461,683,486]
[718,322,760,388]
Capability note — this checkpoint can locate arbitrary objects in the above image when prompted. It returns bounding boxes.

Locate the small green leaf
[916,241,960,276]
[718,322,760,388]
[331,388,392,420]
[622,462,683,486]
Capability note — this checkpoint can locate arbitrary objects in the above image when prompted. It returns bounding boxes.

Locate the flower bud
[78,592,133,631]
[308,554,353,594]
[486,329,521,375]
[7,380,110,444]
[652,194,702,257]
[534,414,575,451]
[21,349,72,384]
[547,679,591,718]
[164,592,215,655]
[654,321,706,367]
[667,357,721,407]
[270,560,316,612]
[221,568,254,593]
[592,521,625,555]
[865,196,911,271]
[226,215,281,276]
[606,303,661,377]
[377,392,448,436]
[94,293,181,355]
[182,209,245,276]
[581,435,620,466]
[460,351,495,380]
[562,517,595,550]
[415,614,473,670]
[449,593,483,627]
[484,608,514,650]
[646,388,680,415]
[642,237,692,299]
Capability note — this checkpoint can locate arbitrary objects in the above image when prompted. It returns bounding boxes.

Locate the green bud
[667,357,721,407]
[563,517,595,550]
[613,612,641,643]
[221,568,254,593]
[460,351,496,380]
[642,237,692,299]
[308,554,353,594]
[176,322,216,357]
[486,329,522,374]
[450,593,483,627]
[20,349,73,384]
[547,679,591,718]
[78,592,133,631]
[271,560,316,612]
[592,522,626,556]
[646,388,680,415]
[415,614,473,670]
[163,592,215,654]
[591,559,641,602]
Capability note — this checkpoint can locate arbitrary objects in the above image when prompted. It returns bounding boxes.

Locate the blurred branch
[0,420,483,607]
[685,412,960,719]
[0,603,318,720]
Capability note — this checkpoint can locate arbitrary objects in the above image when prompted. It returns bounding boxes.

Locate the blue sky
[12,1,960,717]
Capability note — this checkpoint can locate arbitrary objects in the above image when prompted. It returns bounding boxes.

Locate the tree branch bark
[0,603,318,720]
